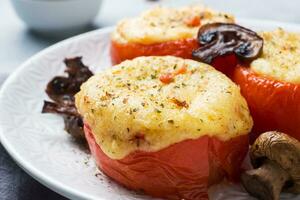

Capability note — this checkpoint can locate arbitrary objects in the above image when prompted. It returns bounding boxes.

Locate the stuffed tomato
[110,6,235,66]
[232,29,300,142]
[75,56,252,199]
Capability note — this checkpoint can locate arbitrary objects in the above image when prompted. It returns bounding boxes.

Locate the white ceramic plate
[0,19,300,200]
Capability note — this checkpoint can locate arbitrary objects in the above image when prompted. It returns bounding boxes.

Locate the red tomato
[159,73,174,84]
[173,65,187,75]
[110,38,199,65]
[159,66,187,84]
[233,66,300,143]
[84,124,249,200]
[184,16,201,27]
[211,54,238,78]
[110,38,238,78]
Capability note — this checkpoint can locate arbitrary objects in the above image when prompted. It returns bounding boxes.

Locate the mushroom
[192,23,263,64]
[241,131,300,200]
[42,57,93,143]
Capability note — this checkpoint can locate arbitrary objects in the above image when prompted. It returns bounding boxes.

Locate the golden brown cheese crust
[251,29,300,84]
[76,56,252,159]
[112,6,235,45]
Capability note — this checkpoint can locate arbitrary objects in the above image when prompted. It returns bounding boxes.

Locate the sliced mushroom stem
[241,159,290,200]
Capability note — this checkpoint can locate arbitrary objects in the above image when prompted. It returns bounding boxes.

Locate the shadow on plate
[27,23,100,41]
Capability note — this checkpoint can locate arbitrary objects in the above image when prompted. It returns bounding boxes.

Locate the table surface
[1,0,300,199]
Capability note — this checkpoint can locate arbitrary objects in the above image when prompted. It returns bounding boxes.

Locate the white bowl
[11,0,102,34]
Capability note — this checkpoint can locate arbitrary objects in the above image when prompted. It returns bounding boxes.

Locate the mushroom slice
[192,23,263,64]
[45,57,93,104]
[241,131,300,200]
[42,57,93,143]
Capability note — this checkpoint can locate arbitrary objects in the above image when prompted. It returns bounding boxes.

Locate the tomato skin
[211,54,238,78]
[110,38,238,78]
[84,124,248,200]
[110,38,199,65]
[233,66,300,143]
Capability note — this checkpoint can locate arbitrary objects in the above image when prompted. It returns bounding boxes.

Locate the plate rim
[0,26,114,200]
[1,19,300,200]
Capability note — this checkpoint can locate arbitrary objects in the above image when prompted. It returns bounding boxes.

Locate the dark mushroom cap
[250,131,300,193]
[192,23,263,64]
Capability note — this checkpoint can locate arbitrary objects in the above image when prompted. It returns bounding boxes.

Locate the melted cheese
[76,56,252,159]
[251,29,300,84]
[112,6,234,45]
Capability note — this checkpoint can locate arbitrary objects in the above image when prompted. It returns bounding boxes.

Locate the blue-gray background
[1,0,300,199]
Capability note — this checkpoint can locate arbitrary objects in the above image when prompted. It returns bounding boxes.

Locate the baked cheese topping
[112,6,234,45]
[76,56,252,159]
[251,29,300,84]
